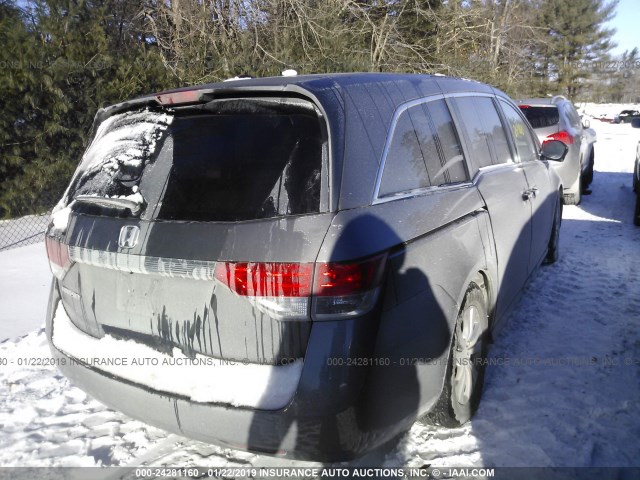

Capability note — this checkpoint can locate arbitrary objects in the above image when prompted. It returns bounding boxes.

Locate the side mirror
[541,140,568,162]
[582,118,590,129]
[632,118,640,129]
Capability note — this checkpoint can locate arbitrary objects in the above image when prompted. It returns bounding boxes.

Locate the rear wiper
[74,195,144,215]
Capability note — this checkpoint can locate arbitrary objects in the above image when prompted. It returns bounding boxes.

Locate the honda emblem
[118,225,140,249]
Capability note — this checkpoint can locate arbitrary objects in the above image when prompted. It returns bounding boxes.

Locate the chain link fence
[0,213,52,252]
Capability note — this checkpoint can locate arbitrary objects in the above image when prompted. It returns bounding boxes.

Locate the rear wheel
[544,197,562,264]
[634,190,640,226]
[423,280,489,427]
[582,149,594,189]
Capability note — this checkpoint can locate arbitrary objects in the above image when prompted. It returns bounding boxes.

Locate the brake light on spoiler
[214,253,388,320]
[155,89,202,105]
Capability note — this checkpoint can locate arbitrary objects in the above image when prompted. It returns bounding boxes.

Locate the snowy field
[1,113,639,475]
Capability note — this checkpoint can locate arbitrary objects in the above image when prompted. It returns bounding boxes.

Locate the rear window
[519,106,560,129]
[66,98,327,222]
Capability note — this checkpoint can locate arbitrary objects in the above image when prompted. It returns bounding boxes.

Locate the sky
[607,0,639,56]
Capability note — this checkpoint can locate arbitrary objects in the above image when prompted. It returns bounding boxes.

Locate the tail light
[214,253,388,320]
[45,236,71,280]
[544,130,574,145]
[312,254,387,319]
[214,262,313,320]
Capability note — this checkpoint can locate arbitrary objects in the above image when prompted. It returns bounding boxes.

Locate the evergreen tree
[0,0,53,217]
[537,0,617,97]
[0,0,170,217]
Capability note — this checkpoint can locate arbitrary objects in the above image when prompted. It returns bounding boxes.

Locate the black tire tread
[544,196,562,264]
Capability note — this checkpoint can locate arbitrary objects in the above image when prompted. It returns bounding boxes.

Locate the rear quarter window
[377,98,467,198]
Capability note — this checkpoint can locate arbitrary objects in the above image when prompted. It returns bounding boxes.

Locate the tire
[634,190,640,227]
[583,149,594,188]
[544,196,562,264]
[422,280,489,428]
[633,162,639,194]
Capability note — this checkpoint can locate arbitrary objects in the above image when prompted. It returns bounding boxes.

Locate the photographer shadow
[247,213,451,464]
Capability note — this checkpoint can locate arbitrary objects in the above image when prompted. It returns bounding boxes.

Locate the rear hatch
[47,95,334,366]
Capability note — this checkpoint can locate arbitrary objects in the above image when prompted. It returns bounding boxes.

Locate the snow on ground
[0,243,51,341]
[0,114,639,474]
[579,102,639,120]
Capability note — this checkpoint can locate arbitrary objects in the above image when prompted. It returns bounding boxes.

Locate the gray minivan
[45,73,566,461]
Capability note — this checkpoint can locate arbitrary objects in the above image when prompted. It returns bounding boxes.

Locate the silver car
[45,73,567,461]
[518,96,595,205]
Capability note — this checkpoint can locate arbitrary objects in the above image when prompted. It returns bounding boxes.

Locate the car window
[68,99,327,222]
[519,106,560,128]
[378,99,468,197]
[378,109,431,197]
[453,96,512,166]
[424,100,467,183]
[159,110,324,221]
[500,101,539,163]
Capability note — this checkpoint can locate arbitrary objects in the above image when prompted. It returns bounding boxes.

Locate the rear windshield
[66,98,327,222]
[519,106,559,129]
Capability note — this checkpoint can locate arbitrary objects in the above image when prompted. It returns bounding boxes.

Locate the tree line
[0,0,633,218]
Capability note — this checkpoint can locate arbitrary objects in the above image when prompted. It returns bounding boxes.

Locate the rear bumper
[45,282,415,461]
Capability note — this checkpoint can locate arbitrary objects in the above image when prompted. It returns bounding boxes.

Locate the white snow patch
[50,205,72,233]
[106,189,145,207]
[0,243,51,340]
[578,102,640,120]
[85,110,173,174]
[51,302,302,409]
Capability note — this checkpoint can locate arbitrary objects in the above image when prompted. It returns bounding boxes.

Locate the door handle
[522,188,538,201]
